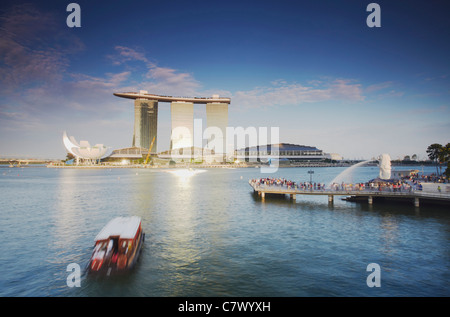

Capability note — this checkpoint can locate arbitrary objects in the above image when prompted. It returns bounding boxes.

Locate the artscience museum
[63,131,112,164]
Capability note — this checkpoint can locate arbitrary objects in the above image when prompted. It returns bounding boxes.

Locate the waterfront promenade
[249,179,450,207]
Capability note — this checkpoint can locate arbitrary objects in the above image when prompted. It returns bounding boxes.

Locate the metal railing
[248,180,450,199]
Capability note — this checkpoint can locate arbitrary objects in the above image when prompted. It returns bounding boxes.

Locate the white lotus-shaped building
[63,131,112,161]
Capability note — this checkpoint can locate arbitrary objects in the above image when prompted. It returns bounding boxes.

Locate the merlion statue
[379,154,391,180]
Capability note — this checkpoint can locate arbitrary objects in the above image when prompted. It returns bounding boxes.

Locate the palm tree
[439,143,450,162]
[440,143,450,178]
[65,152,75,162]
[426,143,443,175]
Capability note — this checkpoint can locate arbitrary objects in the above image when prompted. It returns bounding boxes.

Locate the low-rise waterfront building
[234,143,327,163]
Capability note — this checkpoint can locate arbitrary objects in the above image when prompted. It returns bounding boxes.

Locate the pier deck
[249,180,450,207]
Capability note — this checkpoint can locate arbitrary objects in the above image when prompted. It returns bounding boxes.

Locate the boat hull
[87,231,145,276]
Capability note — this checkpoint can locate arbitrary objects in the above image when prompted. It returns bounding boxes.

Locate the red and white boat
[88,216,145,275]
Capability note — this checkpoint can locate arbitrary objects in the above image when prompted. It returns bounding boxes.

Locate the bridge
[249,180,450,207]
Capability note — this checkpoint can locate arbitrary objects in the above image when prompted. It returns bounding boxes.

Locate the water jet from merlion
[328,160,372,188]
[327,153,392,188]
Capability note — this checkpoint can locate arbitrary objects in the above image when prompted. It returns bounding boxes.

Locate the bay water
[0,165,448,296]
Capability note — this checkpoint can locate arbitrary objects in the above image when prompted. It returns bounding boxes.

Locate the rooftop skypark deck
[113,92,231,104]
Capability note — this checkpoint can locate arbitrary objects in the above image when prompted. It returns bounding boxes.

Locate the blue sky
[0,0,449,159]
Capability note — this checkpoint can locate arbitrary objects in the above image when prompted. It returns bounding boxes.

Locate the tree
[441,143,450,178]
[438,143,450,163]
[65,152,75,162]
[426,143,443,175]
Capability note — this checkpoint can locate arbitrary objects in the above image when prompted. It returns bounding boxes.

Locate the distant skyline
[0,0,449,160]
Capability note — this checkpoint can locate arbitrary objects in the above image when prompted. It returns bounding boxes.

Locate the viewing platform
[249,180,450,207]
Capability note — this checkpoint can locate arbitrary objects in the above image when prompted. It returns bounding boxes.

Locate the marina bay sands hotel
[113,91,231,154]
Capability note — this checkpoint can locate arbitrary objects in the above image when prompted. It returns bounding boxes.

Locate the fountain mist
[328,160,373,188]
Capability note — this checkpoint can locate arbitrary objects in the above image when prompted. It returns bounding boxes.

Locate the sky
[0,0,449,160]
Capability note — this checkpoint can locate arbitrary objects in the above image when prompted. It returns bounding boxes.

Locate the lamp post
[308,170,314,190]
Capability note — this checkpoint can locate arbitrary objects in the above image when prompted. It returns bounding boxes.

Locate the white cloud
[232,79,364,108]
[108,45,152,66]
[108,46,202,96]
[143,67,201,96]
[107,46,366,108]
[365,81,393,93]
[0,3,84,93]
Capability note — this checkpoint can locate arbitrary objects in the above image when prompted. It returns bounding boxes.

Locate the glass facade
[235,143,325,162]
[133,99,158,152]
[170,102,194,150]
[206,102,228,154]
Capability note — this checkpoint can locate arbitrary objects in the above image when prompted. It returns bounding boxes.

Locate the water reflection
[379,213,399,256]
[130,170,157,219]
[2,166,449,296]
[156,168,208,295]
[53,169,88,257]
[165,169,206,188]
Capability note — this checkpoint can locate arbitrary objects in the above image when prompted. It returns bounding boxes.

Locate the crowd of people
[251,177,327,191]
[408,172,448,184]
[250,177,424,192]
[329,181,417,192]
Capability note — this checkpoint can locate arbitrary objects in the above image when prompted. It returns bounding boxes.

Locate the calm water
[0,165,449,297]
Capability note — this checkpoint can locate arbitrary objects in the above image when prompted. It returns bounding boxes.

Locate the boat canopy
[94,216,141,241]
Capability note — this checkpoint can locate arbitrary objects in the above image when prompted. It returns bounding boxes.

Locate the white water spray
[328,160,373,188]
